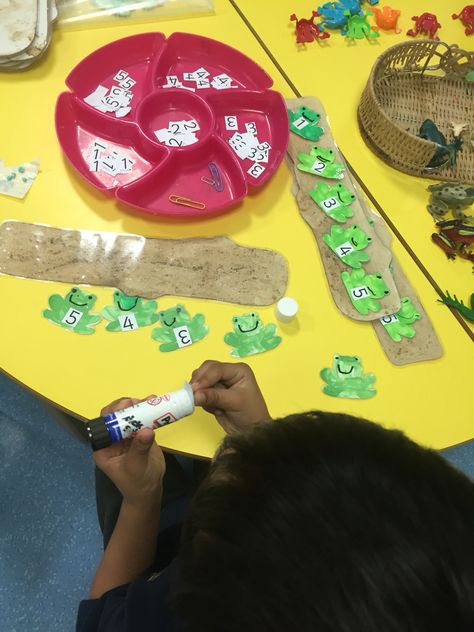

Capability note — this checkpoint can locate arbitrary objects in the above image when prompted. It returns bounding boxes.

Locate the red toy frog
[407,12,441,39]
[452,5,474,35]
[431,219,474,265]
[290,11,330,43]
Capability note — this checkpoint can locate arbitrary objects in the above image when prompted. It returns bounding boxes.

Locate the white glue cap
[171,382,195,418]
[275,297,298,323]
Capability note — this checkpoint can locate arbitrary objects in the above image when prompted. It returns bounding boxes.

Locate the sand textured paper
[0,0,37,57]
[0,221,288,305]
[286,96,400,321]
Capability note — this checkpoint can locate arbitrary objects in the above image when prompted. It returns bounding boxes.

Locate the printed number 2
[350,286,370,300]
[173,325,193,348]
[118,313,138,331]
[62,308,83,327]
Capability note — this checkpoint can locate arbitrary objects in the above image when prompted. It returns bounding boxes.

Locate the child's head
[173,412,474,632]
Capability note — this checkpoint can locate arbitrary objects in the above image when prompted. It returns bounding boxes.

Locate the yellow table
[232,0,474,333]
[0,0,472,458]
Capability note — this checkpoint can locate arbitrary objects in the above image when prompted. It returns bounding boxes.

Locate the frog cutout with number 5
[102,290,159,332]
[224,312,281,358]
[309,181,356,222]
[341,268,389,315]
[320,354,376,399]
[151,305,209,352]
[297,146,344,179]
[379,297,421,342]
[288,105,324,141]
[43,286,101,335]
[322,224,372,268]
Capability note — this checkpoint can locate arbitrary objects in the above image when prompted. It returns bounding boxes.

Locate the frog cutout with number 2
[323,224,372,268]
[151,305,209,352]
[43,287,101,335]
[224,312,281,358]
[341,268,390,315]
[297,146,344,179]
[288,105,324,141]
[102,290,159,332]
[309,182,356,223]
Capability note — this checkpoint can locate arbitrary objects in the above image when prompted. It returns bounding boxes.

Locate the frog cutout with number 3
[320,354,376,399]
[341,268,390,315]
[151,305,209,352]
[224,312,281,358]
[379,297,421,342]
[288,105,324,141]
[322,224,372,268]
[102,290,159,332]
[297,146,345,179]
[43,287,101,335]
[309,181,356,223]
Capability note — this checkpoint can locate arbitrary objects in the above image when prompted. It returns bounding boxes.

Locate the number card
[334,242,355,258]
[311,161,326,174]
[62,308,83,327]
[292,116,309,130]
[114,69,129,82]
[245,122,257,135]
[380,314,399,326]
[247,163,266,178]
[173,325,193,348]
[319,196,341,211]
[118,313,139,331]
[225,115,238,131]
[350,286,370,300]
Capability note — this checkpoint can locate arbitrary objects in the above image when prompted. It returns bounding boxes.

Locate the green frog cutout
[322,224,372,268]
[320,354,376,399]
[341,268,390,315]
[379,296,421,342]
[297,146,344,180]
[43,286,101,335]
[224,312,281,358]
[101,290,159,332]
[309,181,356,223]
[288,105,324,141]
[151,304,209,352]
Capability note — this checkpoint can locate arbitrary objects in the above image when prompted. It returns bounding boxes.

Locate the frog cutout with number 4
[297,146,344,179]
[309,181,356,222]
[320,354,376,399]
[151,305,209,352]
[341,268,390,315]
[379,297,421,342]
[288,105,324,141]
[102,290,159,332]
[43,286,101,335]
[323,224,372,268]
[224,312,281,358]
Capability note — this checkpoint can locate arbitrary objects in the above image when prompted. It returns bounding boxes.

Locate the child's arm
[90,398,166,599]
[190,360,270,434]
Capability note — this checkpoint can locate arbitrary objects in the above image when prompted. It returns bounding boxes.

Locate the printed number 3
[174,325,193,348]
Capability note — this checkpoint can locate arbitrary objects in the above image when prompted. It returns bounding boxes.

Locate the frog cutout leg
[224,313,282,358]
[43,287,101,335]
[341,269,389,315]
[309,182,356,223]
[322,224,372,268]
[151,304,209,352]
[379,297,421,342]
[320,354,376,399]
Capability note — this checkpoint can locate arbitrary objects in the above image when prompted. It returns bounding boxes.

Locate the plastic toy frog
[431,219,474,265]
[288,105,324,141]
[322,224,372,268]
[438,290,474,323]
[345,10,380,39]
[379,297,421,342]
[452,5,474,36]
[427,182,474,223]
[418,119,463,168]
[309,182,356,223]
[407,12,441,39]
[341,268,390,314]
[290,11,330,43]
[320,354,376,399]
[43,286,101,335]
[224,312,281,358]
[317,2,350,34]
[101,290,159,332]
[151,304,209,352]
[372,6,401,32]
[297,146,344,179]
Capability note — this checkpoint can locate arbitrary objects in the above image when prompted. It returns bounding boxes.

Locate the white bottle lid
[275,297,298,323]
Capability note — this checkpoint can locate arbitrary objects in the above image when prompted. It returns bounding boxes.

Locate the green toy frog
[151,304,209,352]
[309,181,356,223]
[101,290,159,332]
[224,312,281,358]
[320,354,376,399]
[379,296,421,342]
[43,286,101,335]
[288,105,324,141]
[322,224,372,268]
[297,146,345,180]
[344,10,380,39]
[341,268,390,315]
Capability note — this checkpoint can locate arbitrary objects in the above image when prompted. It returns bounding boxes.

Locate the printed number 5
[351,286,369,299]
[62,308,82,327]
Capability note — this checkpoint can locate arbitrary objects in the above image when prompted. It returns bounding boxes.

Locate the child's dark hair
[172,412,474,632]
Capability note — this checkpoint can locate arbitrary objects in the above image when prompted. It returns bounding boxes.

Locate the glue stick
[86,383,194,451]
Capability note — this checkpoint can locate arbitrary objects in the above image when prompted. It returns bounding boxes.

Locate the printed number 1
[62,308,83,327]
[173,325,193,348]
[293,116,309,129]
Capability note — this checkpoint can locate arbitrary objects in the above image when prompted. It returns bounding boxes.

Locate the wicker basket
[358,40,474,183]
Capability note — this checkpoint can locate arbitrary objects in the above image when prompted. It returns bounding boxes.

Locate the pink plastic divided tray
[55,32,289,218]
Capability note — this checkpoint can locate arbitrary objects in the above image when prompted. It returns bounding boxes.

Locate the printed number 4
[173,325,193,348]
[119,313,138,331]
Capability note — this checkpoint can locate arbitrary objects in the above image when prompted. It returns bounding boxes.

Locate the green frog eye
[335,355,340,360]
[114,291,119,296]
[251,312,256,317]
[71,287,78,293]
[233,317,238,323]
[354,357,359,361]
[88,295,93,300]
[160,312,164,317]
[376,274,382,279]
[176,306,182,313]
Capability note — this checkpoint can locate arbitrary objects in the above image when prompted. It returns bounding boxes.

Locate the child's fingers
[191,360,251,390]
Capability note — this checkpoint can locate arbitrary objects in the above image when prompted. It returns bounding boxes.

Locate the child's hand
[93,397,166,508]
[190,360,270,434]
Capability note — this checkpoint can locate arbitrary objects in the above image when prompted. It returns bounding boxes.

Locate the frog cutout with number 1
[43,287,101,334]
[288,105,324,141]
[151,305,209,352]
[102,290,159,332]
